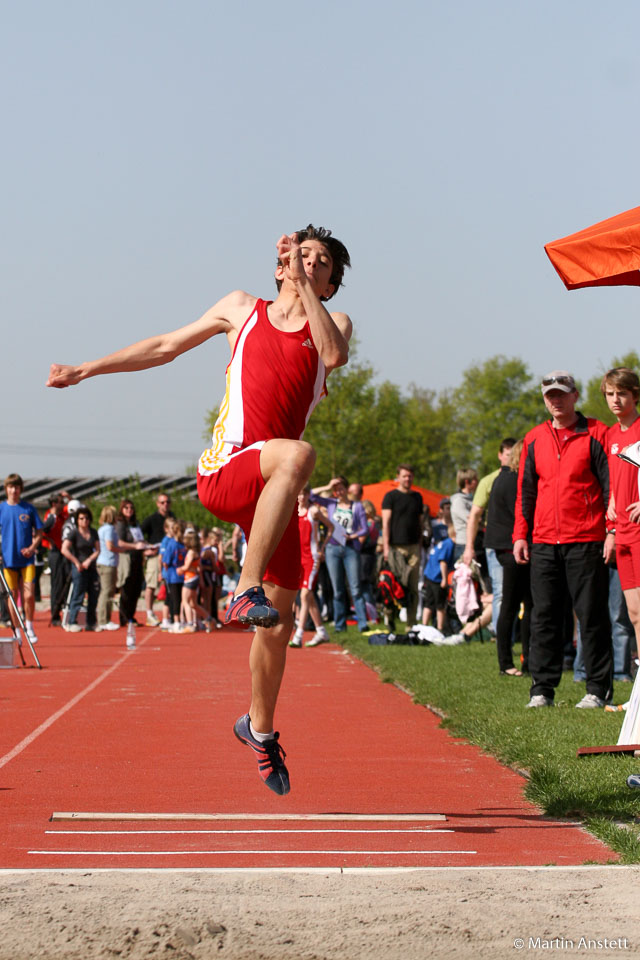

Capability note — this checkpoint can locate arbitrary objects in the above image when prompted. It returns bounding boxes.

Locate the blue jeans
[485,547,503,636]
[574,566,632,681]
[68,565,99,627]
[324,543,368,631]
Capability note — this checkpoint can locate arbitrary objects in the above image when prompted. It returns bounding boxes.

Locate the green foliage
[447,356,543,476]
[305,353,545,491]
[581,351,640,424]
[339,627,640,862]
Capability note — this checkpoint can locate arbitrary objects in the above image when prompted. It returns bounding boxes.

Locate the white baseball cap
[541,370,576,395]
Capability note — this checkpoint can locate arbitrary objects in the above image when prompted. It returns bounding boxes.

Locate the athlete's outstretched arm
[277,233,351,371]
[46,290,256,388]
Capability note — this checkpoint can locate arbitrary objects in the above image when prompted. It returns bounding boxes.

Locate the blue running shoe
[627,774,640,789]
[225,586,280,628]
[233,713,290,795]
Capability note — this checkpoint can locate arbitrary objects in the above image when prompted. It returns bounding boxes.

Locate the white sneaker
[146,613,160,627]
[306,631,328,648]
[526,695,554,708]
[575,693,606,709]
[126,624,136,649]
[289,634,303,648]
[104,622,119,631]
[26,627,38,644]
[67,624,82,633]
[160,620,171,631]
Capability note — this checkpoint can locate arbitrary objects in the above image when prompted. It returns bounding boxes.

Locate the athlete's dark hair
[275,224,351,301]
[600,367,640,403]
[499,438,517,453]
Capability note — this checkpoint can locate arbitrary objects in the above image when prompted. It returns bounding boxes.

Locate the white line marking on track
[29,849,477,856]
[51,812,446,822]
[0,634,153,771]
[2,865,631,874]
[46,829,454,835]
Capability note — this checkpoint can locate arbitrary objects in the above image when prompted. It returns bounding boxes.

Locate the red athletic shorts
[615,541,640,591]
[197,448,301,591]
[300,557,319,591]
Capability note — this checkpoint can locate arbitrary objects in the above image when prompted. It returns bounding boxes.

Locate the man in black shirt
[141,492,174,626]
[381,464,424,626]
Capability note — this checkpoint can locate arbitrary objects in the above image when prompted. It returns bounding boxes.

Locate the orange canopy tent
[362,480,447,518]
[545,205,640,290]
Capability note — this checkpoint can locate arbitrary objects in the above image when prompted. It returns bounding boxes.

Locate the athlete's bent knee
[268,440,315,484]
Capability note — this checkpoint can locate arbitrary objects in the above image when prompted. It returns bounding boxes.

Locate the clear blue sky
[3,0,640,477]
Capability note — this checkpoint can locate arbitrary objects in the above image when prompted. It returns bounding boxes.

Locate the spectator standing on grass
[513,370,613,709]
[96,505,121,632]
[311,476,368,634]
[359,499,379,610]
[450,468,478,563]
[61,507,100,633]
[381,464,424,627]
[462,439,516,634]
[600,367,640,679]
[421,523,455,632]
[141,493,173,627]
[484,440,530,676]
[0,473,43,645]
[431,498,451,544]
[115,499,147,647]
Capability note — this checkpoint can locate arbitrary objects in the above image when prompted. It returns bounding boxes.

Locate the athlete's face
[278,239,335,300]
[604,385,636,420]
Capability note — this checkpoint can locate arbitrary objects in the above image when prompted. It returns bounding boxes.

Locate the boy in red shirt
[602,367,640,654]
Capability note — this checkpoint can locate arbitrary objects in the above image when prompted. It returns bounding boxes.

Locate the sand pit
[1,867,638,959]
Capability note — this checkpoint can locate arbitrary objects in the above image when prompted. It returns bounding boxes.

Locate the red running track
[0,617,615,869]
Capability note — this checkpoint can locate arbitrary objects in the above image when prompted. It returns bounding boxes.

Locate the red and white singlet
[198,299,327,476]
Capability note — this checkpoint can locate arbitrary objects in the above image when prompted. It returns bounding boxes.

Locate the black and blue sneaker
[627,774,640,789]
[225,586,280,629]
[233,713,290,795]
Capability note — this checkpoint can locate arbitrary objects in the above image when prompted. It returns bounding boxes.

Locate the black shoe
[233,713,290,795]
[225,587,279,628]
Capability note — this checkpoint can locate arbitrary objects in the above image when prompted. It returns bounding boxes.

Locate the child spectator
[421,523,455,632]
[177,529,213,632]
[162,519,186,632]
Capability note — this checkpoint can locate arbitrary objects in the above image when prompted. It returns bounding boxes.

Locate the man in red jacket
[513,371,613,709]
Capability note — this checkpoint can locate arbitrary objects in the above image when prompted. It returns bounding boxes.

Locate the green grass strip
[339,628,640,863]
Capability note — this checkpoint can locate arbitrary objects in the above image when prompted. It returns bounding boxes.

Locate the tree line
[203,349,640,497]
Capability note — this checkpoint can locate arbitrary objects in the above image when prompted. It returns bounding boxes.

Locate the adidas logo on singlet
[301,338,315,349]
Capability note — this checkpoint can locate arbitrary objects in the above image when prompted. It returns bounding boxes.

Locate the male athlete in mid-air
[47,226,352,795]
